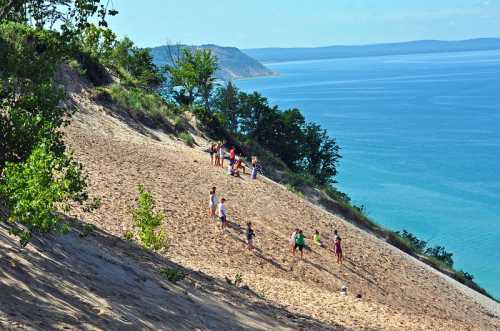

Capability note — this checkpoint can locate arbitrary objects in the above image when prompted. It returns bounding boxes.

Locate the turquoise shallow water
[236,50,500,298]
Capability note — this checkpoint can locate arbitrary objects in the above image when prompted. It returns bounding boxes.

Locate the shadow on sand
[0,219,348,330]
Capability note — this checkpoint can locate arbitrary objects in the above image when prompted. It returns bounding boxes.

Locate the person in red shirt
[229,147,236,168]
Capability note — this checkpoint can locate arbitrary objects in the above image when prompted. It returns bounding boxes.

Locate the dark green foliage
[123,230,134,241]
[0,22,67,169]
[0,0,118,32]
[214,81,239,133]
[425,245,454,267]
[179,132,195,147]
[159,267,185,283]
[80,223,95,238]
[301,123,341,185]
[395,230,427,253]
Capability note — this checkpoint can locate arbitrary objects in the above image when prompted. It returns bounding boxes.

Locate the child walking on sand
[290,228,298,254]
[334,236,343,264]
[218,198,228,233]
[246,222,255,251]
[208,187,218,220]
[313,230,323,247]
[293,230,305,259]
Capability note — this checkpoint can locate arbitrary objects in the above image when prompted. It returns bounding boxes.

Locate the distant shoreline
[244,38,500,64]
[257,48,500,65]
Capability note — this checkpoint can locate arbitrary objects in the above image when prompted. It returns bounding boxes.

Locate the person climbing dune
[218,197,228,234]
[208,187,218,220]
[246,222,255,251]
[290,228,299,254]
[313,230,323,247]
[293,230,305,259]
[334,236,343,264]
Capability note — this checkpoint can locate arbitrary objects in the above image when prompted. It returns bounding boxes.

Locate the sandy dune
[1,78,499,330]
[61,87,500,330]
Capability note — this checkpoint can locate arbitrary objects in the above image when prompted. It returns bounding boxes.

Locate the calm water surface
[236,50,500,298]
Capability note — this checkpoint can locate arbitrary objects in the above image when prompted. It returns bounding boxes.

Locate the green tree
[302,123,342,185]
[214,81,240,133]
[80,24,117,62]
[129,185,168,251]
[237,91,270,136]
[166,48,218,109]
[0,0,118,33]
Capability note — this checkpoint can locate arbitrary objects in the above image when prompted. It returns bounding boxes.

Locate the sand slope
[1,78,499,330]
[61,86,500,330]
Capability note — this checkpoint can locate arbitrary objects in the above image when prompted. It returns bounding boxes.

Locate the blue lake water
[236,50,500,298]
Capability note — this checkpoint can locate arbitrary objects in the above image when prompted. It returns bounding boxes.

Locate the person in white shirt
[290,228,299,254]
[218,198,228,233]
[208,186,218,220]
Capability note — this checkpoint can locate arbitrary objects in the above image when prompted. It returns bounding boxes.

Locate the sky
[107,0,500,49]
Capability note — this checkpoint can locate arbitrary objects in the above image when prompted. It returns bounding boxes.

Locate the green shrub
[173,116,189,132]
[286,185,305,198]
[234,273,243,288]
[395,230,427,253]
[123,230,134,241]
[80,223,95,238]
[0,142,87,246]
[386,231,417,256]
[107,84,173,119]
[179,132,195,147]
[282,171,316,189]
[159,267,185,283]
[129,185,168,251]
[425,245,454,268]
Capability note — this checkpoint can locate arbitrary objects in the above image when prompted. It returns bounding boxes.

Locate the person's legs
[300,245,304,259]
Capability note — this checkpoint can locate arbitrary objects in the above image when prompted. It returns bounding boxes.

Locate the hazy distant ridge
[150,44,275,81]
[243,38,500,63]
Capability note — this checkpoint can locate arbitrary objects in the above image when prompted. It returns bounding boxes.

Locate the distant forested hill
[244,38,500,63]
[150,44,275,81]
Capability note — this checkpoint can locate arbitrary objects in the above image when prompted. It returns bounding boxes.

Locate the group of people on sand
[208,186,256,251]
[209,185,343,261]
[208,142,343,261]
[209,142,258,179]
[289,228,343,263]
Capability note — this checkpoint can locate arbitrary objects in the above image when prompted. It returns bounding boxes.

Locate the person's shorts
[220,216,227,223]
[230,158,236,166]
[294,243,304,251]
